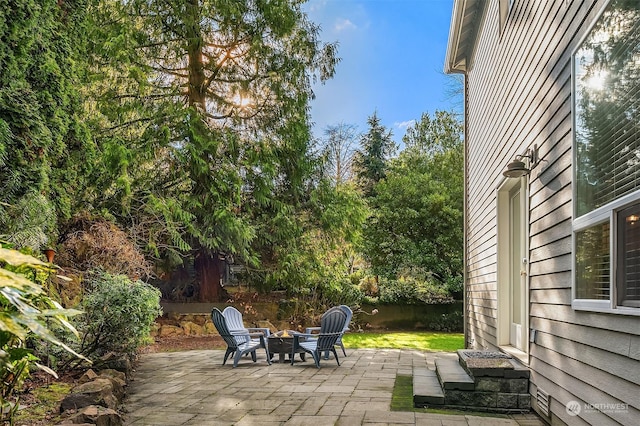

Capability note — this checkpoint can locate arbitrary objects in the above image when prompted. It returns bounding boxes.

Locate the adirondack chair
[211,308,271,368]
[305,305,352,357]
[222,306,271,341]
[291,308,348,368]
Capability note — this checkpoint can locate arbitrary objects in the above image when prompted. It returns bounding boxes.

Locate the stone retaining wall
[151,312,287,338]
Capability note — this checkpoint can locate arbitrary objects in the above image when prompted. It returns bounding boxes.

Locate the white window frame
[572,192,640,316]
[571,0,640,316]
[499,0,516,33]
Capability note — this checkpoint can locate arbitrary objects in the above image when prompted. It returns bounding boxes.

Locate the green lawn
[342,332,464,352]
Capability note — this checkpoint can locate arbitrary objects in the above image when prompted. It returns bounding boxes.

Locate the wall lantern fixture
[502,144,540,178]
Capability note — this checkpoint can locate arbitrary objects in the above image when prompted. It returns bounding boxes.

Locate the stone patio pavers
[123,348,547,425]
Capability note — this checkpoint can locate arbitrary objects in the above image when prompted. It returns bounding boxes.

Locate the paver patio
[123,348,546,425]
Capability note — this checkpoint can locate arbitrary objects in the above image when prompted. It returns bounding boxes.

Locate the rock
[181,314,195,323]
[167,312,182,322]
[192,314,208,326]
[203,322,216,334]
[60,405,123,426]
[78,370,98,384]
[99,352,131,375]
[61,378,118,412]
[159,324,183,337]
[149,322,161,337]
[59,393,97,413]
[181,321,203,335]
[99,369,126,386]
[96,374,125,401]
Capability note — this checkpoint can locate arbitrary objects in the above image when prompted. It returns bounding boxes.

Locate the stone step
[435,358,475,391]
[457,349,530,379]
[413,368,444,407]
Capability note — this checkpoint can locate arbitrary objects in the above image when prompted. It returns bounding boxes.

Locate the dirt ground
[140,334,226,353]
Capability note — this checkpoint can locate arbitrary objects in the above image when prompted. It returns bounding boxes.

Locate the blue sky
[304,0,458,144]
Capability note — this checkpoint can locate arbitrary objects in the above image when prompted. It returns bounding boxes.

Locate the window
[573,0,640,314]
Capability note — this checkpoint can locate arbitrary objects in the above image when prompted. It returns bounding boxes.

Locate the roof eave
[444,0,484,75]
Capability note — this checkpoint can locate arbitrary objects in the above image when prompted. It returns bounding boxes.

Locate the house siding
[462,0,640,425]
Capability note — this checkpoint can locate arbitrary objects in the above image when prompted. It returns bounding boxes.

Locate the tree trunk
[195,249,223,302]
[186,0,206,111]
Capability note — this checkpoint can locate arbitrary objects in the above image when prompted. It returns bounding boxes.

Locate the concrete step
[413,368,444,407]
[435,358,475,391]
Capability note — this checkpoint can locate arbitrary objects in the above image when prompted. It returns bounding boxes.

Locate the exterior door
[509,186,525,350]
[497,177,528,355]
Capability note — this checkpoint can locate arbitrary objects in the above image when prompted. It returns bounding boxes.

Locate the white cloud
[334,18,357,32]
[395,120,415,130]
[307,0,327,13]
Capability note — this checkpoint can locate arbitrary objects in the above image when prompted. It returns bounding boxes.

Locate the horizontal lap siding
[464,0,640,424]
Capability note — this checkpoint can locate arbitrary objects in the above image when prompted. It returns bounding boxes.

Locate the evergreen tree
[363,111,463,282]
[84,0,338,300]
[0,0,94,250]
[354,111,396,197]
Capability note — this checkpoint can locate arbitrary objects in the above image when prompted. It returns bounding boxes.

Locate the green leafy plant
[427,311,464,333]
[74,271,161,365]
[377,276,453,305]
[0,246,85,422]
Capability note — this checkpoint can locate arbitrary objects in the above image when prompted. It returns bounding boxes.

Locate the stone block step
[413,368,444,407]
[435,358,475,391]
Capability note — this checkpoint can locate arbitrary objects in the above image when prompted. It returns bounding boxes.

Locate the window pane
[574,1,640,217]
[618,205,640,307]
[576,222,610,300]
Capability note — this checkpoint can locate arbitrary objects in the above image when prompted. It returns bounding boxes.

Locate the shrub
[75,271,161,364]
[359,275,379,297]
[427,310,464,332]
[378,276,453,305]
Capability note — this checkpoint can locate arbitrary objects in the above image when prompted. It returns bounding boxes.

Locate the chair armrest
[304,326,321,334]
[293,331,342,342]
[291,332,314,339]
[247,327,271,337]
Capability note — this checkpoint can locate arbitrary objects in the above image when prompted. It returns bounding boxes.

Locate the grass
[14,381,72,425]
[342,332,464,352]
[391,374,415,411]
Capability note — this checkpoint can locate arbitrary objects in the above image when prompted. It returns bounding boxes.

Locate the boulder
[58,405,123,426]
[203,322,216,334]
[78,370,98,384]
[99,352,132,375]
[99,369,126,387]
[191,314,208,326]
[158,324,183,337]
[60,378,118,412]
[181,321,203,335]
[167,312,182,322]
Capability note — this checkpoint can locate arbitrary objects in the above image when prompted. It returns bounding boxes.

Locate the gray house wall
[448,0,640,424]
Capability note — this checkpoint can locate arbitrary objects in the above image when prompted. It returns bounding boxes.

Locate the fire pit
[268,330,307,363]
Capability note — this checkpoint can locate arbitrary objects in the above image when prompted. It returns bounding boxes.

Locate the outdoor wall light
[503,145,539,178]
